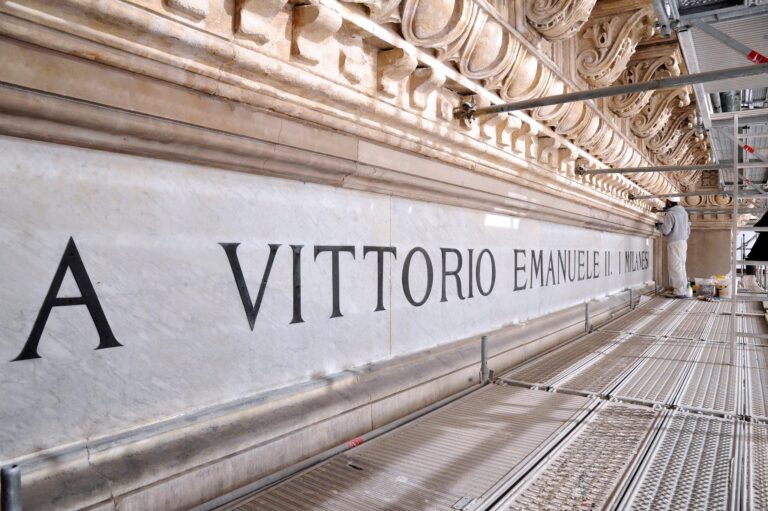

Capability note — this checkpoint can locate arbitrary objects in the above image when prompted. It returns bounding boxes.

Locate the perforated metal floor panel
[220,297,768,511]
[557,335,657,396]
[677,344,738,415]
[717,300,765,315]
[496,403,661,511]
[498,331,619,386]
[746,346,768,420]
[598,311,653,333]
[620,413,736,511]
[233,386,594,511]
[634,312,683,337]
[668,312,708,340]
[748,423,768,510]
[612,340,700,405]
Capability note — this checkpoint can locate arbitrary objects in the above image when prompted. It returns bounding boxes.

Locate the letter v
[219,243,280,330]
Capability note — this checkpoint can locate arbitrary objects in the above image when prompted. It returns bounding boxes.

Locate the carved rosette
[631,87,691,139]
[526,0,597,40]
[576,6,656,87]
[608,44,681,118]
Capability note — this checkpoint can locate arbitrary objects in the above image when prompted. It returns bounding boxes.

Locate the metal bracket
[453,100,477,123]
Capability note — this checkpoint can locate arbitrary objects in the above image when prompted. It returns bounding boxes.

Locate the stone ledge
[0,79,655,236]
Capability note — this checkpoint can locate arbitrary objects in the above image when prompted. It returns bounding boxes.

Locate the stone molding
[0,0,676,219]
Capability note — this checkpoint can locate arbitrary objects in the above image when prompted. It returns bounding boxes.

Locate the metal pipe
[455,63,768,119]
[1,464,22,511]
[584,302,590,333]
[710,92,722,113]
[730,114,739,366]
[688,20,768,65]
[480,335,490,384]
[663,207,767,215]
[630,189,768,200]
[576,161,766,176]
[629,288,634,310]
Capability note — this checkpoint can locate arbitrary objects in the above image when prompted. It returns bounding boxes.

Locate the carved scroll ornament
[576,6,656,87]
[608,45,681,118]
[526,0,597,40]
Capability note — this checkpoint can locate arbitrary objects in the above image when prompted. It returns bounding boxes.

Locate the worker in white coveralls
[656,198,691,298]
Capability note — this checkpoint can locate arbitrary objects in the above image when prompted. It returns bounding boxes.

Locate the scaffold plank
[703,314,764,343]
[613,341,700,406]
[677,344,738,415]
[598,311,654,333]
[717,300,766,315]
[746,346,768,420]
[748,422,768,511]
[495,403,661,511]
[689,300,719,314]
[234,386,594,511]
[668,312,708,340]
[557,336,657,396]
[634,312,684,337]
[498,331,620,386]
[621,413,736,511]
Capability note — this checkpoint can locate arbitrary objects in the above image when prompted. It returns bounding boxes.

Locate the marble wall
[0,136,652,462]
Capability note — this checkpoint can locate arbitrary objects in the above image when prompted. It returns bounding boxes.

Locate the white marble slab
[0,136,652,459]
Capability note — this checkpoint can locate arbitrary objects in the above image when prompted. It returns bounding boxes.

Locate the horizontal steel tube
[630,189,768,200]
[577,162,766,176]
[463,63,768,117]
[665,208,766,214]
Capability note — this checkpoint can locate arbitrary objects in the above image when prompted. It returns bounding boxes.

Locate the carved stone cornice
[0,0,689,220]
[576,4,656,87]
[631,86,691,139]
[646,107,693,154]
[608,43,681,118]
[525,0,597,40]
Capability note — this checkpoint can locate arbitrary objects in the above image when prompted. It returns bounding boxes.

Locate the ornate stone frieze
[576,5,656,87]
[608,43,681,118]
[646,107,693,154]
[631,86,691,139]
[525,0,597,40]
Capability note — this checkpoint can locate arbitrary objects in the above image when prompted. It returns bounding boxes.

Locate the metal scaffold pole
[454,63,768,120]
[730,114,738,366]
[577,162,766,176]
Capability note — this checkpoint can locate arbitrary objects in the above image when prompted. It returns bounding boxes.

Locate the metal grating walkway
[496,402,661,510]
[234,386,594,511]
[677,344,738,415]
[612,340,700,406]
[499,331,620,387]
[557,335,657,396]
[219,297,768,511]
[621,413,736,510]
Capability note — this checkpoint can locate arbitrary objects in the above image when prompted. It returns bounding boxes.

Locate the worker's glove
[654,222,662,230]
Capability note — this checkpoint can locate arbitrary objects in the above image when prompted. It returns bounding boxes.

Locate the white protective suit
[660,204,691,296]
